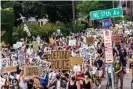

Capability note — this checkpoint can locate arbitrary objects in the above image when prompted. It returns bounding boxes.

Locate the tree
[1,8,14,44]
[1,1,75,24]
[76,1,118,19]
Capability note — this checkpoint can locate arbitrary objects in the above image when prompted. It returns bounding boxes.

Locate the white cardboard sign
[69,40,76,46]
[80,46,95,61]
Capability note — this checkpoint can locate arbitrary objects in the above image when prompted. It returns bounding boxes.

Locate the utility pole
[72,1,75,32]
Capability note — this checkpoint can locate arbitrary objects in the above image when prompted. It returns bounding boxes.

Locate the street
[94,68,131,89]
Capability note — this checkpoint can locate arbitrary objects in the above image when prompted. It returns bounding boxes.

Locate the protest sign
[30,57,51,77]
[48,51,71,70]
[80,46,95,61]
[13,44,19,49]
[0,77,6,88]
[102,18,112,29]
[24,66,40,77]
[4,66,16,73]
[112,35,122,43]
[69,57,83,65]
[1,58,11,70]
[33,41,39,51]
[49,38,55,45]
[69,39,76,46]
[86,37,95,45]
[16,41,23,47]
[18,50,25,68]
[104,30,113,63]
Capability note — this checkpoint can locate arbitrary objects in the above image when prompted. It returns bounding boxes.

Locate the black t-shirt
[94,59,103,70]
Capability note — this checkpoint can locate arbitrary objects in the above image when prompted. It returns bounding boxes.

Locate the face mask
[13,82,17,86]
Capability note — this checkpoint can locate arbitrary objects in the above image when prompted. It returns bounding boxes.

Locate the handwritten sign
[48,51,71,70]
[30,57,51,77]
[69,40,76,46]
[49,38,55,45]
[1,58,11,70]
[80,46,95,61]
[4,66,16,73]
[24,66,40,77]
[86,37,95,45]
[69,57,83,65]
[18,50,25,68]
[112,35,122,43]
[33,41,39,51]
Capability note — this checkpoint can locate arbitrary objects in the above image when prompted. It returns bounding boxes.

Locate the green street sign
[90,8,123,20]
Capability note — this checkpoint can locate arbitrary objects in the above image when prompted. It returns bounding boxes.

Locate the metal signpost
[90,8,123,20]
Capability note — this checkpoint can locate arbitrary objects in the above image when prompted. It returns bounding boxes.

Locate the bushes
[12,21,87,43]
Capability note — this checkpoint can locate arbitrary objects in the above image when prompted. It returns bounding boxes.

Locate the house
[28,17,48,26]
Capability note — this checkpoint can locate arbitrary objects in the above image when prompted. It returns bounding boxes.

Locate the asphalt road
[94,68,131,89]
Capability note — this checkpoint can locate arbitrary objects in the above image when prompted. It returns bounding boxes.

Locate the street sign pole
[111,63,115,89]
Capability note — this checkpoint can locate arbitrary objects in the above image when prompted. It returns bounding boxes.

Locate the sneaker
[98,85,101,89]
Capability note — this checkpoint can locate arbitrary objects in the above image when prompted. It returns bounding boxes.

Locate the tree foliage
[76,1,118,19]
[1,8,14,44]
[1,1,74,24]
[114,15,133,24]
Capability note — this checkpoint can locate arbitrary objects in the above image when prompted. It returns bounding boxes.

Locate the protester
[66,75,80,89]
[94,53,104,89]
[114,55,123,89]
[82,72,93,89]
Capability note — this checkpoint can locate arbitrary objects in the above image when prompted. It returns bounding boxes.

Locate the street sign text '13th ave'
[90,8,123,20]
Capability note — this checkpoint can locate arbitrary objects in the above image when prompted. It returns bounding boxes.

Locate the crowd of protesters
[1,25,133,89]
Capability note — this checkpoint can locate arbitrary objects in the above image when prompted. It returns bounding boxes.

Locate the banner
[24,66,40,77]
[69,57,83,65]
[69,39,76,46]
[49,38,55,45]
[0,77,6,88]
[80,46,95,61]
[86,37,95,45]
[48,51,71,70]
[4,66,16,73]
[112,35,122,43]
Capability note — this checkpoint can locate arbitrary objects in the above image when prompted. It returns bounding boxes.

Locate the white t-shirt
[56,80,61,89]
[49,72,56,80]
